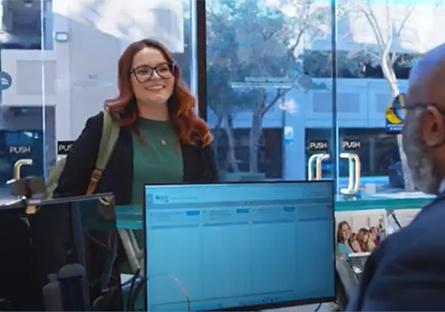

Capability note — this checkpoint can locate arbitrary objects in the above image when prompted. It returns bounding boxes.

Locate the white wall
[1,50,57,107]
[0,0,185,143]
[56,0,185,140]
[207,78,410,129]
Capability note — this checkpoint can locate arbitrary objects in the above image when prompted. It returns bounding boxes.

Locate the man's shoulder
[348,200,445,310]
[376,198,445,267]
[404,195,445,241]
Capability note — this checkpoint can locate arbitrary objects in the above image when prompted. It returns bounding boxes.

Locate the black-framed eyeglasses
[388,92,436,122]
[130,62,175,83]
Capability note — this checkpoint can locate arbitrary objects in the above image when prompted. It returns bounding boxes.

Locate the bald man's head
[409,43,445,108]
[403,42,445,194]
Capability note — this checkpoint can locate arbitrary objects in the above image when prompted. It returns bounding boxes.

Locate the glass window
[0,0,52,50]
[206,0,445,198]
[45,0,197,158]
[0,0,196,194]
[335,0,444,196]
[0,107,55,194]
[0,0,54,194]
[207,0,335,182]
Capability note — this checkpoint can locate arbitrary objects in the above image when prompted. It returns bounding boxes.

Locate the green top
[131,118,183,205]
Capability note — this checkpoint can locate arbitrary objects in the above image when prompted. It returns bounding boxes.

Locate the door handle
[13,159,33,180]
[315,154,330,180]
[340,153,361,195]
[308,154,321,181]
[308,153,330,181]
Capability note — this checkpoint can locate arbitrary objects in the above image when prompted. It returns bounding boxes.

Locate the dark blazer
[55,112,218,204]
[347,192,445,311]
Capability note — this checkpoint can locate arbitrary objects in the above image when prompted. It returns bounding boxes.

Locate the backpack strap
[85,111,120,195]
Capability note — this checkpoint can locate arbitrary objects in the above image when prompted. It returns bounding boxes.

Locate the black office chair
[0,207,42,310]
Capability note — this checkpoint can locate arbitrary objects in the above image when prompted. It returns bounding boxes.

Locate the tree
[341,0,416,96]
[340,0,418,190]
[207,1,248,172]
[207,0,328,173]
[206,63,244,172]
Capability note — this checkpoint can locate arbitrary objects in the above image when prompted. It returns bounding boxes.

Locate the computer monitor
[144,181,335,311]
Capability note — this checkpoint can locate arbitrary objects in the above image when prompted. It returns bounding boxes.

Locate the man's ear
[420,106,445,148]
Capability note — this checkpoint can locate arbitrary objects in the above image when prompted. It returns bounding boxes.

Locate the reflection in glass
[0,107,55,194]
[206,0,445,196]
[0,0,52,50]
[207,0,333,181]
[336,0,445,194]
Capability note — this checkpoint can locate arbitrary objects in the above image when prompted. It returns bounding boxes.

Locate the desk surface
[115,195,435,230]
[0,195,433,229]
[0,197,24,210]
[335,194,433,211]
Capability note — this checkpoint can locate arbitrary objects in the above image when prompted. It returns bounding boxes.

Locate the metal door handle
[308,154,321,181]
[13,159,33,180]
[315,154,330,180]
[308,153,330,181]
[340,153,361,195]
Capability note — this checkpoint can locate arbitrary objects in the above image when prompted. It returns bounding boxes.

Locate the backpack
[45,111,120,199]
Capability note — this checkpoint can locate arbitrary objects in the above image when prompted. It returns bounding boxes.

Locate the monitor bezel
[142,180,336,311]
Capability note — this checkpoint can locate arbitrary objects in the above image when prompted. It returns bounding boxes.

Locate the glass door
[0,0,53,195]
[333,0,443,245]
[42,0,199,309]
[48,0,197,143]
[206,0,337,182]
[0,0,199,194]
[334,0,443,199]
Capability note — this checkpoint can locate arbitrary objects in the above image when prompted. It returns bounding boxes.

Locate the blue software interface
[144,182,334,311]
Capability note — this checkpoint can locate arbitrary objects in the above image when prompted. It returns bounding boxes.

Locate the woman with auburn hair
[56,38,218,205]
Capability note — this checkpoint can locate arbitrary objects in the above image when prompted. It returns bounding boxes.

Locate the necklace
[137,134,168,148]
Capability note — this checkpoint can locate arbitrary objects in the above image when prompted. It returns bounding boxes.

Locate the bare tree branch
[357,5,385,51]
[257,89,268,113]
[288,26,307,60]
[385,0,391,43]
[287,0,312,61]
[396,4,415,37]
[261,88,291,116]
[390,50,398,67]
[389,3,415,67]
[366,5,386,50]
[342,0,415,190]
[383,22,393,61]
[362,0,387,46]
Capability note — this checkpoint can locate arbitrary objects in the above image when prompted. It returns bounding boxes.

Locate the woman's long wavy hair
[337,221,351,244]
[105,38,212,146]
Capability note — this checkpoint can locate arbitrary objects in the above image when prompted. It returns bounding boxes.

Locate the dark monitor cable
[314,303,323,312]
[127,268,141,311]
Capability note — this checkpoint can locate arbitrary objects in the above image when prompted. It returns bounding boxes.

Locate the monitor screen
[144,181,335,311]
